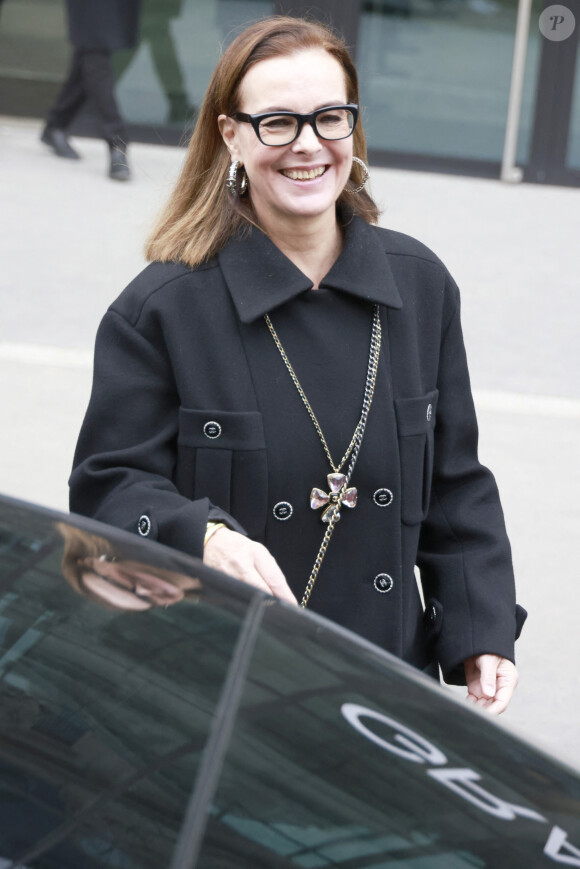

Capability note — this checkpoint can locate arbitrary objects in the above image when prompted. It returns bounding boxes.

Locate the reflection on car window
[2,504,580,868]
[0,506,247,868]
[198,606,579,868]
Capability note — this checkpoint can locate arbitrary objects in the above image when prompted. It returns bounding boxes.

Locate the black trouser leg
[46,49,87,130]
[80,49,128,148]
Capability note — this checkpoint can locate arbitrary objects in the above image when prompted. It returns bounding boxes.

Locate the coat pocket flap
[178,409,266,450]
[394,389,439,436]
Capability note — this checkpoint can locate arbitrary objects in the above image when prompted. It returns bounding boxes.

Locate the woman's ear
[218,114,241,162]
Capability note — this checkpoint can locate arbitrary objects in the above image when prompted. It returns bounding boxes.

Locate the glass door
[355,0,579,185]
[356,0,543,172]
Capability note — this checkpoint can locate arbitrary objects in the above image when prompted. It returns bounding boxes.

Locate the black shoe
[41,126,80,159]
[109,146,131,181]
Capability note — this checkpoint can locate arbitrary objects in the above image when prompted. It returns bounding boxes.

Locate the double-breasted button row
[272,489,394,520]
[272,501,395,594]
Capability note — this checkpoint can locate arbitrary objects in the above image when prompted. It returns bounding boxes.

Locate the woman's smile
[280,165,328,181]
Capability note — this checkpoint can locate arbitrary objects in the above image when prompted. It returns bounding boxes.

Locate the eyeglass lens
[259,108,355,145]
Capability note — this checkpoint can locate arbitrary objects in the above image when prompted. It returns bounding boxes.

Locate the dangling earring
[226,159,248,196]
[351,156,370,193]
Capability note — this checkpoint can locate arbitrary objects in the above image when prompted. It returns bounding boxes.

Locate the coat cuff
[423,598,528,686]
[128,498,247,560]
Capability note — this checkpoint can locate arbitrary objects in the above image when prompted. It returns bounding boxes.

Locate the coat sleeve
[416,278,527,685]
[69,308,246,558]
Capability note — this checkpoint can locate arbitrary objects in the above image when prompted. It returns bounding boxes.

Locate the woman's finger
[487,659,519,715]
[253,546,298,605]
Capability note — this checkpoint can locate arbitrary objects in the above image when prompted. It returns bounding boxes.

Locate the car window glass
[198,605,580,868]
[0,508,250,869]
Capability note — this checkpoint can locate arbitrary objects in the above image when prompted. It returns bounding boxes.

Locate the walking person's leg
[41,49,85,159]
[80,49,131,180]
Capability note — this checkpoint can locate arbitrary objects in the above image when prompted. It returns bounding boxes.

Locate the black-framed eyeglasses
[232,104,359,146]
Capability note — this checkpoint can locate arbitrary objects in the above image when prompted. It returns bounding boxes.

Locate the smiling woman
[217,49,357,269]
[143,15,377,268]
[70,15,527,713]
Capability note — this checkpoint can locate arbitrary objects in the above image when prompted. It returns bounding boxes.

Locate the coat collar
[218,214,403,324]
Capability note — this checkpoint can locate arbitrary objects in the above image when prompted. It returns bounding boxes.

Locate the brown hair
[145,15,379,268]
[56,523,118,606]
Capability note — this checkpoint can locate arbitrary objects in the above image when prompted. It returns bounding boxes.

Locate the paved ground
[1,115,579,766]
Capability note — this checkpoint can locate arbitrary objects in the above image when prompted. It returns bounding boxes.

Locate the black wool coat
[70,217,526,684]
[65,0,142,52]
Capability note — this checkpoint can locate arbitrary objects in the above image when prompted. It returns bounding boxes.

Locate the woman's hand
[464,654,519,715]
[203,527,298,606]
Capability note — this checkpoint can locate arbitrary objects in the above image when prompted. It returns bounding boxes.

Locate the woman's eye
[318,112,344,125]
[262,116,294,130]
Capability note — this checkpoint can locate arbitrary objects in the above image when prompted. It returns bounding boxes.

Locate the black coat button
[273,501,293,521]
[428,604,437,623]
[374,573,394,593]
[203,421,222,439]
[373,488,393,507]
[138,514,151,537]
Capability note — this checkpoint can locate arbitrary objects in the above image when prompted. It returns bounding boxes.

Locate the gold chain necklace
[265,305,382,607]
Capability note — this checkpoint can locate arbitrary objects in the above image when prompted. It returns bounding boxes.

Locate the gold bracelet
[204,521,226,547]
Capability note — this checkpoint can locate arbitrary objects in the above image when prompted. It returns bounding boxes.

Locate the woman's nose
[291,120,322,152]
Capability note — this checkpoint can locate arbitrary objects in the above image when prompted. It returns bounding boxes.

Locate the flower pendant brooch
[310,473,357,523]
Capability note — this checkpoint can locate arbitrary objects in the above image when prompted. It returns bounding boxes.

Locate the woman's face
[79,557,198,611]
[219,48,353,235]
